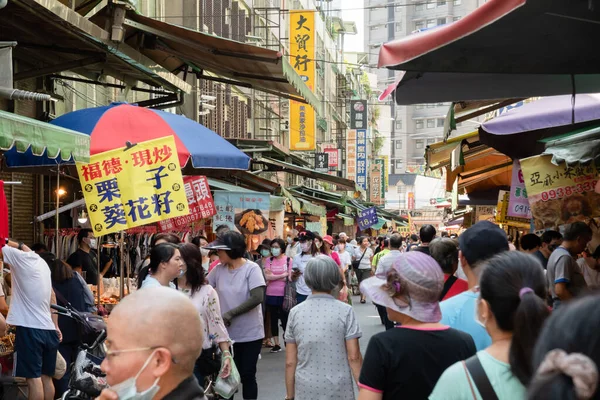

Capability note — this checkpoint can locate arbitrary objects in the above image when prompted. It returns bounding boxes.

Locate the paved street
[253,296,384,400]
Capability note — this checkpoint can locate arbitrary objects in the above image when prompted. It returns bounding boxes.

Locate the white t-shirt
[293,253,315,296]
[354,247,374,270]
[338,251,352,270]
[2,247,55,330]
[141,275,176,290]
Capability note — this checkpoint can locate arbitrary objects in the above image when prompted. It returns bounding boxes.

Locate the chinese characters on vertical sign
[346,130,357,182]
[289,11,316,151]
[356,129,368,190]
[314,152,329,173]
[408,192,415,210]
[370,164,382,204]
[157,176,216,232]
[213,191,270,234]
[77,136,189,236]
[507,160,532,219]
[358,207,378,231]
[519,155,599,230]
[350,100,368,130]
[375,157,387,199]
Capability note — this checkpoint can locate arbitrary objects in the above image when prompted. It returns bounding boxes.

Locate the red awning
[378,0,526,69]
[378,0,600,104]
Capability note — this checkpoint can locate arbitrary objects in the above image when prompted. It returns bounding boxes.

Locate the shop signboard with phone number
[519,155,600,230]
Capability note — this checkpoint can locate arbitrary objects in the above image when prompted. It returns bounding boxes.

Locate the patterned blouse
[189,284,231,349]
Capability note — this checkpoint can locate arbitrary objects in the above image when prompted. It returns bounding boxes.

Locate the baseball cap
[323,235,334,246]
[459,221,509,267]
[298,231,315,242]
[257,238,271,251]
[203,231,246,251]
[360,251,444,323]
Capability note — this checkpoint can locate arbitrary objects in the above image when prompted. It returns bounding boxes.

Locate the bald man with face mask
[98,287,208,400]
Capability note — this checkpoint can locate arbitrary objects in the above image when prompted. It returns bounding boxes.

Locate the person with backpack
[264,238,292,353]
[429,251,550,400]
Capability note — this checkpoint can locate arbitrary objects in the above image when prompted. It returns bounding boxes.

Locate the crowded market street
[2,0,600,400]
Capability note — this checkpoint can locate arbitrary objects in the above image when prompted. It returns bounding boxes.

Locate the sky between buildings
[342,0,365,52]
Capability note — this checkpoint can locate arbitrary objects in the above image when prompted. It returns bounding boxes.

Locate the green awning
[337,213,355,226]
[371,218,387,230]
[270,196,285,212]
[282,58,322,115]
[0,110,90,162]
[540,124,600,165]
[300,199,326,217]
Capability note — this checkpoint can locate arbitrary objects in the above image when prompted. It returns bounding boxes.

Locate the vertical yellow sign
[289,10,316,151]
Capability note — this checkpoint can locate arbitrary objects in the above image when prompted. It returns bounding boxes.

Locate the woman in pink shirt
[264,238,292,353]
[321,235,348,303]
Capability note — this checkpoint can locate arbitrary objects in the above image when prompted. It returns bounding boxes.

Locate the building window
[454,0,462,4]
[427,1,435,9]
[395,120,403,130]
[415,104,424,109]
[437,118,445,127]
[396,159,404,170]
[395,22,402,32]
[415,21,425,30]
[453,16,462,21]
[415,139,425,149]
[426,103,436,108]
[427,19,436,28]
[427,138,436,145]
[415,3,424,11]
[415,120,424,129]
[369,25,379,31]
[395,140,403,150]
[427,119,435,128]
[438,0,446,6]
[395,6,403,12]
[438,18,446,25]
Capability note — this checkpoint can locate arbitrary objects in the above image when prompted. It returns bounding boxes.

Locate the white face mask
[88,238,97,249]
[474,297,486,328]
[200,248,209,257]
[109,350,161,400]
[286,237,293,244]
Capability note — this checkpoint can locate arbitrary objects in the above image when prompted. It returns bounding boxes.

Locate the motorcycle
[51,304,107,400]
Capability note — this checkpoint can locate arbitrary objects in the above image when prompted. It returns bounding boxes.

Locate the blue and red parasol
[4,103,251,170]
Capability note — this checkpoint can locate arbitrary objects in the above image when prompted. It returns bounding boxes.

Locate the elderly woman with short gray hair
[284,255,363,400]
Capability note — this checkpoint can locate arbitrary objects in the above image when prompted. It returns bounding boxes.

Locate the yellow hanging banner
[289,10,316,151]
[77,136,189,236]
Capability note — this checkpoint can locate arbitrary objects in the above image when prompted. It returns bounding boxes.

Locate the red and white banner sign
[323,147,339,167]
[158,176,216,231]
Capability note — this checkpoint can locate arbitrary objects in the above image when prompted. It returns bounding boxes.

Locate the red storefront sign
[158,176,216,231]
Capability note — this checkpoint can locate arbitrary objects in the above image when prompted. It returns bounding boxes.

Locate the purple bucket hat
[360,251,444,323]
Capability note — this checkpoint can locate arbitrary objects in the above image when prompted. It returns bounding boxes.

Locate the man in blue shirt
[440,221,509,350]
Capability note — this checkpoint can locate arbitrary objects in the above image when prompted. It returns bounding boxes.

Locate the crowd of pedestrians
[2,218,600,400]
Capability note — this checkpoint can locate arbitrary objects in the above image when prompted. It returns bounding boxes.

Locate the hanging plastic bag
[214,354,241,399]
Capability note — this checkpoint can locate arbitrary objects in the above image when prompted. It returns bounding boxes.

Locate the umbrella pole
[119,231,125,299]
[55,164,60,255]
[97,235,102,310]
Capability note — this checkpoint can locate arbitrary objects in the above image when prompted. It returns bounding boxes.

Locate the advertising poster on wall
[520,155,600,230]
[346,130,357,182]
[213,191,270,234]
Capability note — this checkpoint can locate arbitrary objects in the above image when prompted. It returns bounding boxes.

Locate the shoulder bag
[282,257,297,312]
[351,250,367,271]
[439,275,458,301]
[462,355,499,400]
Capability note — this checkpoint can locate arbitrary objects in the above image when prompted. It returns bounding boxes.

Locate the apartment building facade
[364,0,481,174]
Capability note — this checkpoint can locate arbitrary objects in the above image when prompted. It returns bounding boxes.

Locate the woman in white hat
[357,251,476,400]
